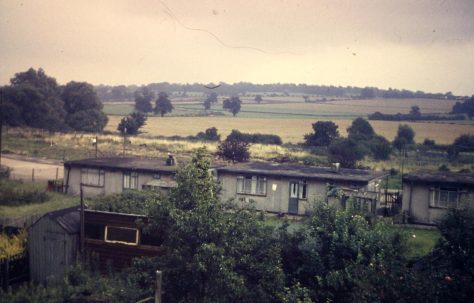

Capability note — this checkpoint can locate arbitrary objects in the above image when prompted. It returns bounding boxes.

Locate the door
[288,181,299,214]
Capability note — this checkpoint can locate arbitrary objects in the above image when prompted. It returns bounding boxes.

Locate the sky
[1,0,473,95]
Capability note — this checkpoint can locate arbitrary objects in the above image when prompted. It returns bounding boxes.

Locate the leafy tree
[4,68,66,131]
[154,92,174,117]
[216,138,250,163]
[61,81,108,132]
[367,135,392,160]
[0,87,23,127]
[223,96,241,116]
[203,92,218,111]
[360,87,375,99]
[347,117,375,140]
[196,127,220,141]
[452,96,474,118]
[304,121,339,147]
[447,134,474,158]
[410,105,421,118]
[393,124,415,150]
[328,138,365,168]
[254,94,263,103]
[134,87,154,113]
[117,112,147,135]
[145,149,285,302]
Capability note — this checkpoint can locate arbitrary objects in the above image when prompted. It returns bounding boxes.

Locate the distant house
[216,162,387,215]
[28,206,80,284]
[402,170,474,225]
[64,156,179,196]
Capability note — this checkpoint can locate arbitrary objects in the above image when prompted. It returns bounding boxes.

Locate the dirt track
[1,154,63,182]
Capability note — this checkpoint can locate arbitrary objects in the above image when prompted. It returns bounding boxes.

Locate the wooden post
[32,168,35,182]
[155,270,162,303]
[95,136,98,158]
[80,186,85,256]
[55,167,59,180]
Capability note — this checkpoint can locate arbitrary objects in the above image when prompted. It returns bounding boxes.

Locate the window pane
[237,176,244,193]
[257,177,266,195]
[106,226,138,244]
[290,183,298,198]
[251,176,257,194]
[244,177,252,194]
[123,174,130,188]
[299,181,307,199]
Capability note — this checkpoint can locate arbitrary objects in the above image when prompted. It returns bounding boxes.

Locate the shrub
[0,180,48,206]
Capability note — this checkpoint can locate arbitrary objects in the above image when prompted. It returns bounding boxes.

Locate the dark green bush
[0,180,48,206]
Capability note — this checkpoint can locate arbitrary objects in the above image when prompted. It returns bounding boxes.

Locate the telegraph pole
[0,88,3,168]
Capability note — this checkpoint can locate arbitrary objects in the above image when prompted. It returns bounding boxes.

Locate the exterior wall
[219,173,328,215]
[28,218,78,284]
[402,182,474,225]
[64,166,175,196]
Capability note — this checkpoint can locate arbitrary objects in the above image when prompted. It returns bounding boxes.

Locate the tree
[4,68,66,131]
[347,117,375,141]
[196,127,220,141]
[144,149,285,302]
[328,138,365,168]
[203,92,218,111]
[223,96,241,116]
[154,92,173,117]
[117,112,147,135]
[448,134,474,158]
[216,138,250,163]
[452,96,474,118]
[367,135,392,160]
[410,105,421,118]
[61,81,108,132]
[134,87,154,113]
[304,121,339,147]
[360,87,375,99]
[254,95,263,103]
[393,124,415,150]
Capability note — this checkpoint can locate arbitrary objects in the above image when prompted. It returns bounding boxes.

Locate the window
[298,181,307,199]
[81,168,105,187]
[123,172,139,189]
[290,181,307,199]
[430,187,459,208]
[237,175,267,195]
[104,225,139,245]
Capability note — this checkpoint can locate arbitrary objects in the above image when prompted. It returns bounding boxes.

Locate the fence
[0,252,29,290]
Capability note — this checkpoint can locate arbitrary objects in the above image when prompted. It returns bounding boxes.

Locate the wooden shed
[28,206,80,284]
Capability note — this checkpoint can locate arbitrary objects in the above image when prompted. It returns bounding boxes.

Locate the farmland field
[103,97,473,144]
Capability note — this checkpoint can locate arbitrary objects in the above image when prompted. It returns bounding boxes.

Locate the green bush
[0,180,48,206]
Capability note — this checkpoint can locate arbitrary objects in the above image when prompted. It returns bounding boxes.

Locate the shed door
[288,181,299,214]
[44,233,67,281]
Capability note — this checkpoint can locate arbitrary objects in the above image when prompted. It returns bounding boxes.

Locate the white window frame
[80,168,105,187]
[123,171,139,190]
[429,187,459,208]
[298,180,307,200]
[237,175,267,196]
[104,225,139,246]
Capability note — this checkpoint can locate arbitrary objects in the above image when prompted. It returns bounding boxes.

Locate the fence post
[32,168,35,182]
[155,270,162,303]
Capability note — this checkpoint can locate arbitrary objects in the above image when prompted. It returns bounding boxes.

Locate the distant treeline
[368,112,466,121]
[95,82,466,102]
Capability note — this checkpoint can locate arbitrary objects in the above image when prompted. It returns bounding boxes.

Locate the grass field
[105,115,474,145]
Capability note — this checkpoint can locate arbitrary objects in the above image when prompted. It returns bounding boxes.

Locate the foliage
[0,230,27,259]
[367,135,392,160]
[0,179,48,206]
[203,92,218,111]
[216,138,251,163]
[134,86,155,113]
[328,138,365,168]
[223,96,242,116]
[447,134,474,158]
[255,94,263,103]
[368,111,465,121]
[393,124,415,150]
[226,129,282,145]
[304,121,339,147]
[66,109,108,133]
[410,105,421,117]
[347,117,375,141]
[154,92,174,117]
[88,190,161,215]
[452,95,474,118]
[117,111,147,135]
[196,127,220,141]
[359,87,376,99]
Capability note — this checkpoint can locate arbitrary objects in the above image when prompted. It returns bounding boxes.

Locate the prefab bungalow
[64,156,179,196]
[216,162,387,215]
[402,170,474,225]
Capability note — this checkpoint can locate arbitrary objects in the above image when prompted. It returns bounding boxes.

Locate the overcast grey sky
[1,0,473,95]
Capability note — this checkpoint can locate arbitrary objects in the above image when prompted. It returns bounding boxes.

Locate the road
[1,154,64,182]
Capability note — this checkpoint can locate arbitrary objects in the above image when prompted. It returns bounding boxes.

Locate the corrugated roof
[45,206,81,234]
[64,157,178,173]
[216,162,387,183]
[403,170,474,187]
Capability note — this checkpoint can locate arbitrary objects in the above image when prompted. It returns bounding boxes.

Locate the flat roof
[64,157,178,173]
[216,162,387,183]
[403,170,474,187]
